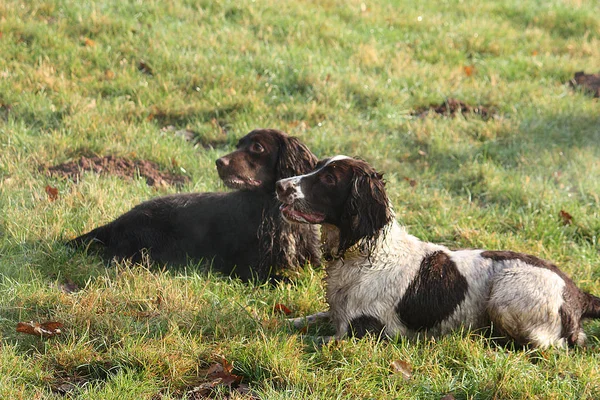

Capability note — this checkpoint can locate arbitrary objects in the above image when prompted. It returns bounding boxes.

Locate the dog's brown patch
[570,71,600,98]
[44,155,189,187]
[397,251,469,331]
[413,98,496,119]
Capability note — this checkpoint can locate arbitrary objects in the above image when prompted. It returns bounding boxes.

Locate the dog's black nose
[215,157,228,168]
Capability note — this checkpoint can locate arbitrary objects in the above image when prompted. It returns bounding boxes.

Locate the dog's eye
[251,142,264,153]
[322,173,336,185]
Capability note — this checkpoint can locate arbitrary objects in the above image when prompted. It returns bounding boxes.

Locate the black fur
[69,129,321,281]
[349,315,385,338]
[338,163,392,256]
[396,251,469,331]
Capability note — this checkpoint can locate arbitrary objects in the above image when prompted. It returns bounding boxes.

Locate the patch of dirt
[413,98,496,119]
[44,155,189,187]
[570,71,600,98]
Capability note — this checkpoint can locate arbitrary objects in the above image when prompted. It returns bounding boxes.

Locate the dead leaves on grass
[186,358,258,400]
[273,303,292,315]
[559,210,573,226]
[390,359,412,381]
[16,321,63,338]
[45,184,59,201]
[138,60,154,76]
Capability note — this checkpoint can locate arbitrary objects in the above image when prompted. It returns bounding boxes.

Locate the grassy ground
[1,0,600,398]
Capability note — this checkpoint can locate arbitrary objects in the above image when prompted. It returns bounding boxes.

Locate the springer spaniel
[69,129,321,281]
[276,156,600,347]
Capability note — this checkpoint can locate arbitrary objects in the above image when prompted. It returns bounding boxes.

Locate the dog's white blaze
[278,155,352,200]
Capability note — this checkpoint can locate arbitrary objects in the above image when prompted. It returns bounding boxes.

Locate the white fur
[297,219,585,348]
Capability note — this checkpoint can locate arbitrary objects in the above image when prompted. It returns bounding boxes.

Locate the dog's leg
[287,311,330,329]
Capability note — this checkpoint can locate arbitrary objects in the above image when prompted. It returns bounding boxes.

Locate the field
[1,0,600,398]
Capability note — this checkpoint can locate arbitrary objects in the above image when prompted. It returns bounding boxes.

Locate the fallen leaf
[17,321,63,337]
[532,50,538,56]
[104,70,115,80]
[390,360,412,381]
[196,359,242,388]
[559,210,573,225]
[138,60,153,75]
[274,303,292,315]
[45,185,58,201]
[463,65,475,77]
[418,150,427,157]
[83,37,95,47]
[403,177,417,187]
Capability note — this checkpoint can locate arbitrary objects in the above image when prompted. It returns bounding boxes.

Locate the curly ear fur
[276,135,318,181]
[339,166,392,255]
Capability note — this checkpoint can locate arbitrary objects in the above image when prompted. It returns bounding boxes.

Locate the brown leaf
[45,185,58,201]
[17,321,63,337]
[104,70,115,80]
[200,360,242,386]
[559,210,573,225]
[532,50,538,56]
[83,37,95,47]
[440,395,456,400]
[463,65,475,77]
[390,360,412,381]
[274,303,292,315]
[138,60,153,75]
[403,177,417,187]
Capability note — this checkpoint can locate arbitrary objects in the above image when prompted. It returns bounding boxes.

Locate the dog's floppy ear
[339,167,392,254]
[276,135,318,181]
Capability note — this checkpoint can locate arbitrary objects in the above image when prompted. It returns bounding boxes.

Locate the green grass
[1,0,600,398]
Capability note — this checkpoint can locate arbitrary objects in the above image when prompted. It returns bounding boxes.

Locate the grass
[1,0,599,398]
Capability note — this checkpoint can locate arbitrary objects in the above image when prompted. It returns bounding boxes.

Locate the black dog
[69,129,321,281]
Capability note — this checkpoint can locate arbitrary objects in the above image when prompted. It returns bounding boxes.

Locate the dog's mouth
[280,204,325,224]
[222,176,262,189]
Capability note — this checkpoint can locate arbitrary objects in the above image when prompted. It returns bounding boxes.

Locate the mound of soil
[570,71,600,98]
[45,155,189,187]
[413,98,495,119]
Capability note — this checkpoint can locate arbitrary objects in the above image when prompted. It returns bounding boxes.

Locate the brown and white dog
[276,155,600,348]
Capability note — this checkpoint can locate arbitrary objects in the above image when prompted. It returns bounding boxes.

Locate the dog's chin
[222,176,262,190]
[280,204,325,224]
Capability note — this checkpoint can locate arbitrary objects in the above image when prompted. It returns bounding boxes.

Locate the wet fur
[69,129,321,281]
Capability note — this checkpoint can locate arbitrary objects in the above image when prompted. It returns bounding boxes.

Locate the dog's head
[216,129,317,192]
[276,156,393,254]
